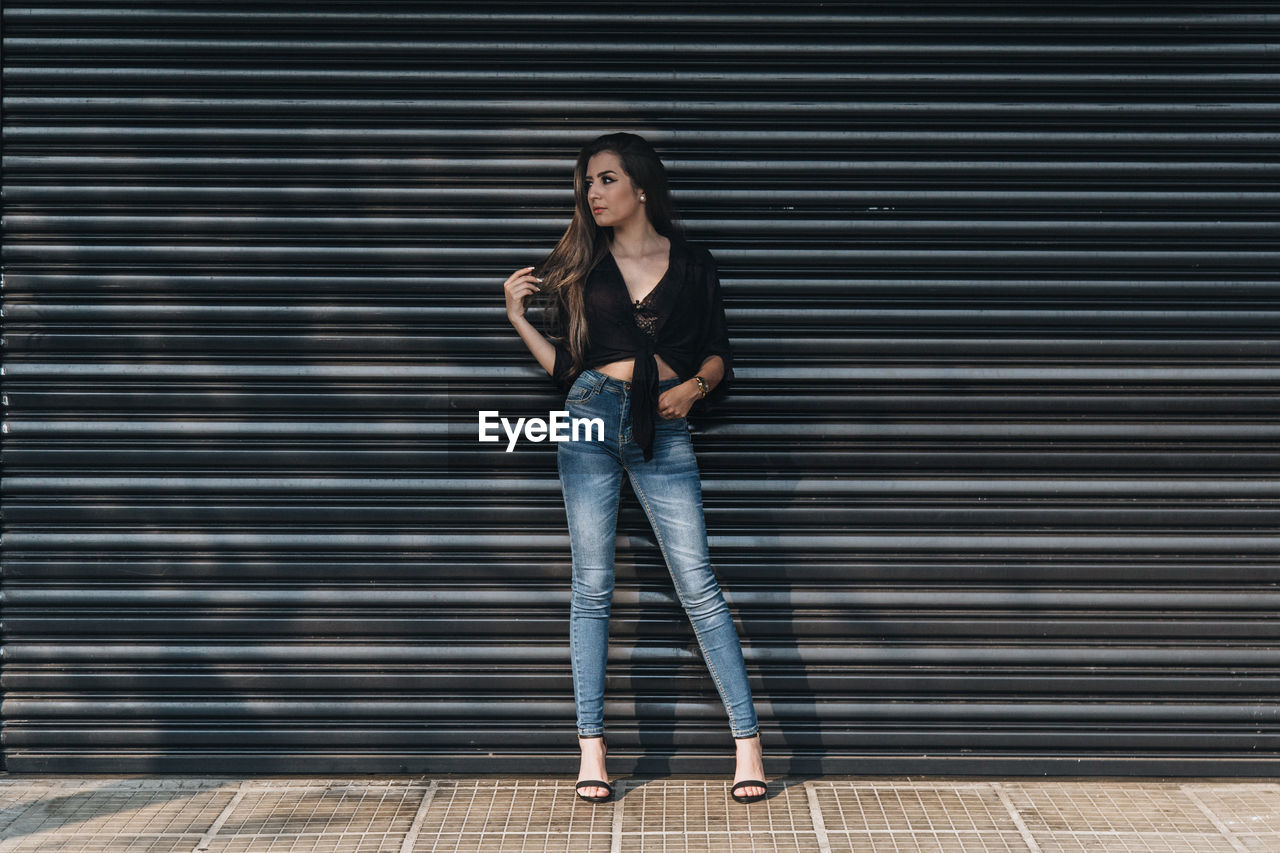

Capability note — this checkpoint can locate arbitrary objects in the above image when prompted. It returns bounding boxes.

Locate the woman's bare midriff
[594,355,679,383]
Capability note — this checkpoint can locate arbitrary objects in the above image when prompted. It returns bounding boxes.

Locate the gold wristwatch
[693,375,709,399]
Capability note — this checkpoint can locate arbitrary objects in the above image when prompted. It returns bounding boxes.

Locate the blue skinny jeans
[557,367,760,740]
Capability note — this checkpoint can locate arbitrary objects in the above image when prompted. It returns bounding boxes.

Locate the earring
[640,194,646,202]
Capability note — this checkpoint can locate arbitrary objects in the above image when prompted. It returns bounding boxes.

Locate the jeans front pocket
[565,373,600,405]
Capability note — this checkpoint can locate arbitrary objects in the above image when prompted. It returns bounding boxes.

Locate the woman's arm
[504,265,561,378]
[692,251,734,409]
[509,313,559,378]
[658,353,724,420]
[696,353,726,393]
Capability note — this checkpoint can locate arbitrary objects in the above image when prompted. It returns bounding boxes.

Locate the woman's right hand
[504,265,543,321]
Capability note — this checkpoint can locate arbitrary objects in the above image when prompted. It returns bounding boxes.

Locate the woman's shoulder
[672,234,718,270]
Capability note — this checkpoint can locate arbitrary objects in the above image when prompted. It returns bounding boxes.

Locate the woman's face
[584,150,646,230]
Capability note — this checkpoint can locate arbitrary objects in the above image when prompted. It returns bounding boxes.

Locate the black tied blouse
[546,235,734,461]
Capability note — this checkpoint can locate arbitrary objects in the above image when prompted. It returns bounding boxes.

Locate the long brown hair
[534,132,685,378]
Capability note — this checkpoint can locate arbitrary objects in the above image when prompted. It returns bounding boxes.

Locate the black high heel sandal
[575,735,614,803]
[731,733,768,804]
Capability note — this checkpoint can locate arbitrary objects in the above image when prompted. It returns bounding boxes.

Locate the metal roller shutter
[1,3,1277,774]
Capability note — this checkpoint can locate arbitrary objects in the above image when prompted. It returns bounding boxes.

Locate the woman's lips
[592,207,605,213]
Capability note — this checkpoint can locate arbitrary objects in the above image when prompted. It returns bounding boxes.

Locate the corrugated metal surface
[1,3,1278,774]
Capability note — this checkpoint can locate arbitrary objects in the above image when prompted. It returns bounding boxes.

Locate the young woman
[503,132,767,805]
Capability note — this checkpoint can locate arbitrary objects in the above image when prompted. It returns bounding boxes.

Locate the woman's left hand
[657,380,701,419]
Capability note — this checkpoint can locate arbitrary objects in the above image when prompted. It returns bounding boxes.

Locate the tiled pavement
[0,775,1277,852]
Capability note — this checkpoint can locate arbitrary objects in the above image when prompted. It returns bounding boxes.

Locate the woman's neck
[609,223,666,260]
